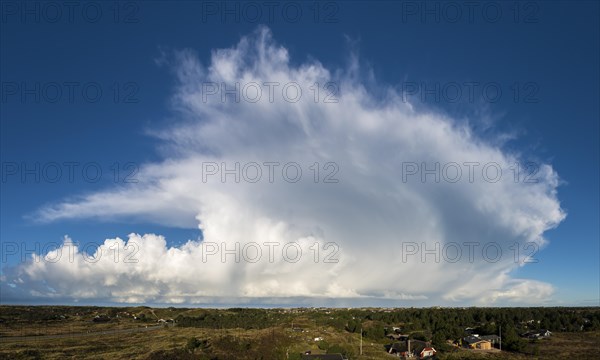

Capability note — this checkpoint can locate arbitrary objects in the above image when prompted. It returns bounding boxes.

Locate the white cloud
[2,26,565,306]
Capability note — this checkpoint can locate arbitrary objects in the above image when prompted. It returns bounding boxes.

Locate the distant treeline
[0,305,134,322]
[176,308,276,329]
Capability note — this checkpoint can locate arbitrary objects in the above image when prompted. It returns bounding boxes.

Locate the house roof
[410,340,428,352]
[463,336,478,344]
[463,336,491,345]
[479,335,500,342]
[389,342,405,352]
[388,340,428,353]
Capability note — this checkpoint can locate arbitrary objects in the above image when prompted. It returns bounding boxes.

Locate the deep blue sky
[1,1,598,306]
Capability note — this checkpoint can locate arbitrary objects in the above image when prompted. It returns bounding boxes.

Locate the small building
[463,335,492,349]
[419,347,436,359]
[387,340,430,358]
[387,333,409,341]
[471,340,491,349]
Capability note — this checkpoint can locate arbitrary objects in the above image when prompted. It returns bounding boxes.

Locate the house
[479,335,500,346]
[463,335,492,349]
[387,340,430,358]
[387,342,410,357]
[301,353,346,359]
[387,342,409,357]
[419,347,436,359]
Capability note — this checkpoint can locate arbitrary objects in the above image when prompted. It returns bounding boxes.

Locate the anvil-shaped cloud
[2,27,565,306]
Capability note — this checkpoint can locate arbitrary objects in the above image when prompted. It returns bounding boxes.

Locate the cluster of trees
[0,305,127,323]
[381,307,596,332]
[315,307,600,336]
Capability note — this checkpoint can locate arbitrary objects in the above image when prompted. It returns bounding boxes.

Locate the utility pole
[360,327,363,355]
[499,325,502,351]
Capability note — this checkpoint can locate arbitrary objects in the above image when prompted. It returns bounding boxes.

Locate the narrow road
[0,325,164,343]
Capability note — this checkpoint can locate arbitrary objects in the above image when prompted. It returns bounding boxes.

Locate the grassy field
[0,306,598,359]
